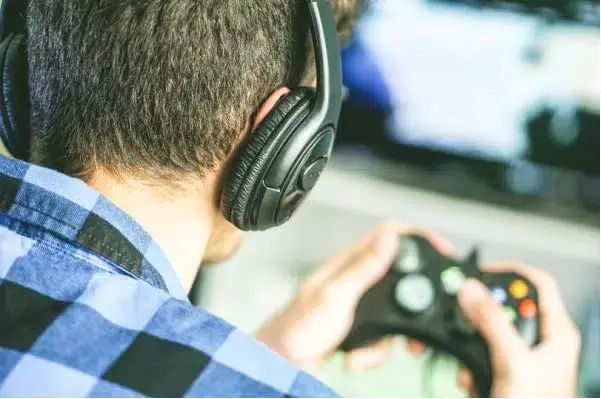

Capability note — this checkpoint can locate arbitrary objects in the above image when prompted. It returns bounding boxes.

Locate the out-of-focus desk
[197,159,599,397]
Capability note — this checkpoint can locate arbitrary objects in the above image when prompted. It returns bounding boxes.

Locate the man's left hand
[255,221,453,372]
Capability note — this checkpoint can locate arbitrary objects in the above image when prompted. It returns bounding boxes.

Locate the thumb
[458,279,527,359]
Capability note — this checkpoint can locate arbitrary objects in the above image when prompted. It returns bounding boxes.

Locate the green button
[441,266,465,295]
[504,306,517,322]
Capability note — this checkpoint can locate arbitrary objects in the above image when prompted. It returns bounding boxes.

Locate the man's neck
[88,170,214,293]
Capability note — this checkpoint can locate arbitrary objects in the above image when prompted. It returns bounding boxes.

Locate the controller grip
[339,327,382,352]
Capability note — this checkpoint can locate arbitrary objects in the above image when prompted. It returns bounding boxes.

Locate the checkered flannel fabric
[0,155,338,398]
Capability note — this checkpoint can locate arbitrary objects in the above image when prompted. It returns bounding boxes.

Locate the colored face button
[441,266,465,295]
[491,287,507,304]
[518,298,537,319]
[509,279,529,299]
[504,306,517,322]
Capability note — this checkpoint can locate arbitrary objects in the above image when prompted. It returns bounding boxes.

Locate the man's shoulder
[0,223,337,398]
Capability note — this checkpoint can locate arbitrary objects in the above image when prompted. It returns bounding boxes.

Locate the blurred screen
[339,0,600,216]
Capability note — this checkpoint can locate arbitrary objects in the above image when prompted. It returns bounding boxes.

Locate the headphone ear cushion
[221,87,315,229]
[0,32,29,159]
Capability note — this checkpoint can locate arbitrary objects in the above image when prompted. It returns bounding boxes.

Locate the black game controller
[340,234,540,397]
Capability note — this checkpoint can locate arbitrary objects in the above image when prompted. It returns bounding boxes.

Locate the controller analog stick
[394,274,435,313]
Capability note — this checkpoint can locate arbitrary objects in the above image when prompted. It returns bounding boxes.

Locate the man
[0,0,581,397]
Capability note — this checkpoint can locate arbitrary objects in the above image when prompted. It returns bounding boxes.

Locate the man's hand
[255,221,453,372]
[456,263,581,398]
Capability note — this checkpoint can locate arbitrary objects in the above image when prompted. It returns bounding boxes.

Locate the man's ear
[211,87,291,209]
[252,87,290,130]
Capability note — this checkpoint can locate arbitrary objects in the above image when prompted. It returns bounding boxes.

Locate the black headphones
[0,0,343,232]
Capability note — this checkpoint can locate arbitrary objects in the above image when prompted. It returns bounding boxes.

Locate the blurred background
[193,0,600,397]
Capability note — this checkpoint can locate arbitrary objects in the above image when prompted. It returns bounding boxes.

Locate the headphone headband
[307,0,343,132]
[258,0,341,195]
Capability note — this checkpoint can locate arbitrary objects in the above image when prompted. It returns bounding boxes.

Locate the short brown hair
[27,0,359,183]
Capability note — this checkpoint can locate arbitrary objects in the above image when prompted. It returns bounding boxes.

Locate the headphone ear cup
[221,87,315,230]
[0,32,29,159]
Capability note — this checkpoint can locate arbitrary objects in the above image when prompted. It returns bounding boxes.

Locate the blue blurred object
[341,37,393,110]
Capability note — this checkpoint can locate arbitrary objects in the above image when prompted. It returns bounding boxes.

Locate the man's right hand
[409,263,581,397]
[457,263,581,397]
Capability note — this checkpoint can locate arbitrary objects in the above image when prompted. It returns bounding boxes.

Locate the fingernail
[459,279,487,310]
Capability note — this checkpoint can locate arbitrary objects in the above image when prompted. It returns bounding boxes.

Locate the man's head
[26,0,359,263]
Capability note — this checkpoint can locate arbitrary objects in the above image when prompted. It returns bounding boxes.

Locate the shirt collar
[0,154,187,300]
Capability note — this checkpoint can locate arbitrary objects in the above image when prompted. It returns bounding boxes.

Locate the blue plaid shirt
[0,154,337,398]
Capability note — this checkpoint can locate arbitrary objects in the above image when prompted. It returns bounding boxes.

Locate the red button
[518,298,537,319]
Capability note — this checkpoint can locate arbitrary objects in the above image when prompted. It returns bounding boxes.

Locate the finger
[458,279,527,360]
[327,229,400,303]
[412,228,454,257]
[329,221,404,282]
[372,221,455,257]
[328,249,394,305]
[344,336,394,371]
[330,221,455,290]
[457,366,478,398]
[457,366,473,391]
[482,262,571,341]
[304,224,383,287]
[406,339,426,355]
[308,222,455,288]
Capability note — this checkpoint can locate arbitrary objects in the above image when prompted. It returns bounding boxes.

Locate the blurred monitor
[337,0,599,224]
